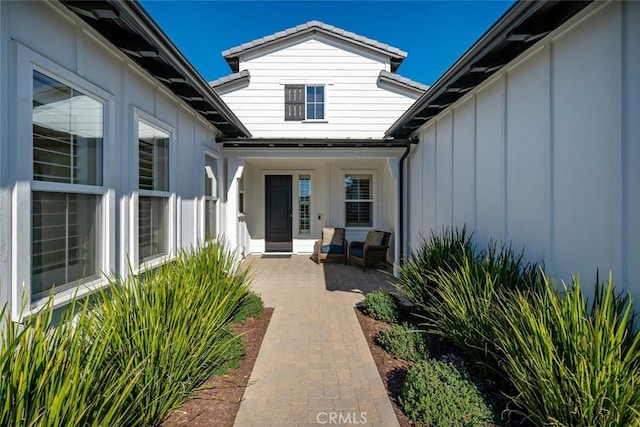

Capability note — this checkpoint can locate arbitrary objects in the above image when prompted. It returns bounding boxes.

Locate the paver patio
[234,255,400,427]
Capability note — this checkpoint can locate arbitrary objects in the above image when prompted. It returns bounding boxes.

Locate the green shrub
[395,226,474,315]
[86,241,252,425]
[0,299,139,427]
[424,244,538,374]
[492,273,640,426]
[362,290,402,323]
[399,358,494,427]
[232,292,264,324]
[0,241,253,427]
[376,323,429,361]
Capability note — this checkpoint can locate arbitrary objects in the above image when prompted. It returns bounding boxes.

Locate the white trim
[12,43,115,319]
[342,169,377,229]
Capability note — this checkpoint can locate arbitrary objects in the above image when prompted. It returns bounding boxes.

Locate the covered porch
[223,142,408,268]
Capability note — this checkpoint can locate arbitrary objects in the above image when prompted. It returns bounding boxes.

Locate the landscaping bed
[356,227,640,427]
[163,307,273,427]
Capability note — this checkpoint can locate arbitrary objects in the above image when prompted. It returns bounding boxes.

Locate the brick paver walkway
[234,255,400,427]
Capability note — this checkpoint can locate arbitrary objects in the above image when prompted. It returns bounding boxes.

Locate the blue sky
[140,1,514,85]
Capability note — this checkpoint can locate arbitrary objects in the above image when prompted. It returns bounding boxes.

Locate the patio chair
[348,230,391,271]
[315,227,348,264]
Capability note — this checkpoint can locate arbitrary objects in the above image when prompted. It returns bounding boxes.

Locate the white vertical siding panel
[407,144,423,250]
[474,78,505,245]
[623,0,640,297]
[435,113,453,229]
[452,98,475,229]
[504,47,550,263]
[551,2,622,285]
[422,125,437,233]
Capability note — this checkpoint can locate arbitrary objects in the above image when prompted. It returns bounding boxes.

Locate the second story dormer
[210,21,427,139]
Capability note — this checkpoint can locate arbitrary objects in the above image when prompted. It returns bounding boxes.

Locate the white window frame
[130,109,176,273]
[342,170,377,229]
[281,80,331,122]
[304,85,325,121]
[201,149,220,243]
[12,43,115,319]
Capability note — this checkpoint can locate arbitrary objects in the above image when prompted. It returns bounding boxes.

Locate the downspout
[398,139,412,264]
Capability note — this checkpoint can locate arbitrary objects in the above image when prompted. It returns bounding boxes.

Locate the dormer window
[284,84,324,121]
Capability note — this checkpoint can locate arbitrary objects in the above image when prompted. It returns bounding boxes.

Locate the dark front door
[265,175,292,252]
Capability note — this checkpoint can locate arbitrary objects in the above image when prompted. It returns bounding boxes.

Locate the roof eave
[222,22,407,73]
[385,0,593,139]
[60,0,251,138]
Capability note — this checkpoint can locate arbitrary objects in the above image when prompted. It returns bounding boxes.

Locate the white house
[1,0,639,322]
[388,0,640,297]
[0,0,249,320]
[210,21,427,259]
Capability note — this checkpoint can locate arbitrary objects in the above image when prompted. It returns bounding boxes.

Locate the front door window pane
[299,175,311,234]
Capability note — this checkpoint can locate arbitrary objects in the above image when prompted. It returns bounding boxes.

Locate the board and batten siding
[220,35,420,138]
[0,0,223,316]
[407,1,640,297]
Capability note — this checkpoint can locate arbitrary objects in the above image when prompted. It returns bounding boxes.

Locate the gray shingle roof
[222,20,407,72]
[377,70,429,95]
[209,70,250,88]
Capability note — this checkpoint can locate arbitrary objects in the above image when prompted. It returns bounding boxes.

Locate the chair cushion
[322,227,345,246]
[364,230,385,247]
[349,247,364,258]
[321,245,345,254]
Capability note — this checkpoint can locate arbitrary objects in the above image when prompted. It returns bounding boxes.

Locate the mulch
[354,307,413,427]
[162,308,273,427]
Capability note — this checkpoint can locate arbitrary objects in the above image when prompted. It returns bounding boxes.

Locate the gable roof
[377,70,429,96]
[222,20,407,73]
[60,0,251,138]
[386,0,593,139]
[209,70,251,94]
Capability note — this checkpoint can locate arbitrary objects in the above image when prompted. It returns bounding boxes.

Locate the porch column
[225,156,245,259]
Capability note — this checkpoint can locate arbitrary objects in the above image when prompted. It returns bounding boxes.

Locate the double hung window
[204,154,218,241]
[31,71,103,299]
[138,121,170,262]
[344,174,373,228]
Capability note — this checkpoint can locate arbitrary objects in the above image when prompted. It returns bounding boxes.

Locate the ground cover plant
[232,291,264,324]
[399,358,494,427]
[0,241,253,427]
[376,323,429,362]
[362,289,402,323]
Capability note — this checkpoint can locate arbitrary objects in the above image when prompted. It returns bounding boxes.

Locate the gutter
[219,138,411,149]
[398,139,414,263]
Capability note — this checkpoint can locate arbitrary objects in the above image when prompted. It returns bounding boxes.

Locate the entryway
[265,174,292,252]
